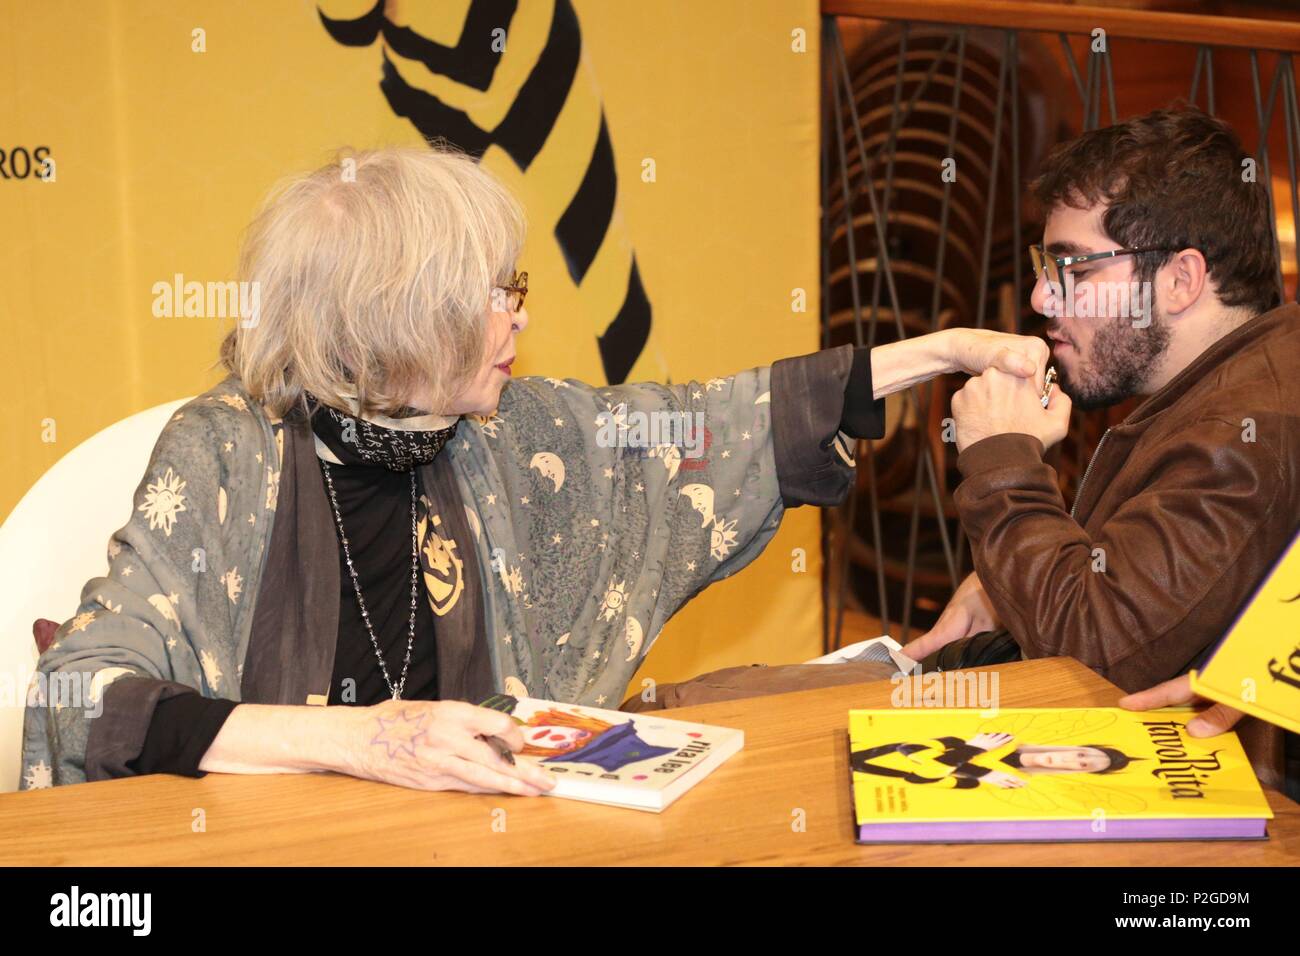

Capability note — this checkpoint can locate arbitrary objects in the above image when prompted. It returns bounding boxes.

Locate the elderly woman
[21,146,1048,795]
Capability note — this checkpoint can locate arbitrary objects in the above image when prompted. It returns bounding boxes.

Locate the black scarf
[305,392,461,472]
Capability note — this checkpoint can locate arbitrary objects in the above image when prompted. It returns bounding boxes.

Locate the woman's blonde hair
[220,142,526,418]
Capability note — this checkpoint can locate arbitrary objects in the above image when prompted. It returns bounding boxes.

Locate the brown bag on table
[619,661,896,712]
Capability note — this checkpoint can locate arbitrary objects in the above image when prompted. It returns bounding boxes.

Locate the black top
[841,346,882,440]
[128,348,884,777]
[321,456,440,706]
[128,413,443,776]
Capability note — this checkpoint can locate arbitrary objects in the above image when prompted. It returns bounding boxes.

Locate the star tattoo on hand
[371,709,429,759]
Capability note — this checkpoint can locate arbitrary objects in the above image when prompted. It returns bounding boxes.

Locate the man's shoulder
[1174,311,1300,429]
[1146,360,1296,490]
[1208,306,1300,392]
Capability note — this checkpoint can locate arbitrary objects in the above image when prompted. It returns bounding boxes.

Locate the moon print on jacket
[648,443,682,482]
[624,616,644,661]
[680,483,715,527]
[529,451,566,492]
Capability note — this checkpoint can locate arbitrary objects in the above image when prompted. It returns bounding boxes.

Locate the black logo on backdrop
[318,0,651,384]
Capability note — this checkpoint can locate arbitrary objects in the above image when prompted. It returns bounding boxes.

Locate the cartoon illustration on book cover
[480,694,678,773]
[516,706,677,772]
[851,732,1138,791]
[848,709,1249,818]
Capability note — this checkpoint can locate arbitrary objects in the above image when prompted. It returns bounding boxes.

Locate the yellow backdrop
[0,0,824,688]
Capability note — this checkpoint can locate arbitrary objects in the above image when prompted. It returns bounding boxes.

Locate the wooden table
[1,658,1296,866]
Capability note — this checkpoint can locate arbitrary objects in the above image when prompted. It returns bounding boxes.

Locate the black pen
[475,693,520,764]
[481,734,516,765]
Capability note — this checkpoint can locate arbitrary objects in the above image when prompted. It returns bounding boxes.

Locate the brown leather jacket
[954,303,1300,693]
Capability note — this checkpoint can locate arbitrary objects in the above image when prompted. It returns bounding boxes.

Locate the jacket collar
[1122,302,1299,426]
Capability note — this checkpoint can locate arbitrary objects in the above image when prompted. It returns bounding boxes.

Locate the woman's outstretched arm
[198,698,557,795]
[868,328,1050,401]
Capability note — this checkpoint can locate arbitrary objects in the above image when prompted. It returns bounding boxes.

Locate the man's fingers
[1119,675,1195,711]
[1046,387,1072,423]
[951,384,967,417]
[1187,703,1245,737]
[904,632,934,662]
[908,608,970,661]
[1031,338,1050,392]
[1119,676,1245,737]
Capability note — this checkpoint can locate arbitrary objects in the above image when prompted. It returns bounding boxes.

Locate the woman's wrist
[868,332,952,399]
[303,704,367,776]
[198,702,362,776]
[931,328,966,375]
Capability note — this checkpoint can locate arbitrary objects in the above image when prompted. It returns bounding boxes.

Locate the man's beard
[1054,307,1172,410]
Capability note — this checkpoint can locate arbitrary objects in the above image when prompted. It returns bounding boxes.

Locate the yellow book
[848,707,1272,843]
[1190,528,1300,734]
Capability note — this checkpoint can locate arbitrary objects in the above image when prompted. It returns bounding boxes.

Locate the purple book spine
[856,817,1267,844]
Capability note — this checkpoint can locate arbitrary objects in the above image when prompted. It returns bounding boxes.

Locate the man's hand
[952,366,1072,454]
[1118,675,1245,737]
[906,572,1000,662]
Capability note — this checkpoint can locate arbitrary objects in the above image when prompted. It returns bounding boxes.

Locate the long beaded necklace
[320,461,419,701]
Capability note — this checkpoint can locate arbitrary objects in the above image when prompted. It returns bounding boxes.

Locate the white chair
[0,397,192,792]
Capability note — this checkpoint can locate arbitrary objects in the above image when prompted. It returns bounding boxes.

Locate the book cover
[1190,526,1300,734]
[482,695,744,812]
[848,707,1272,843]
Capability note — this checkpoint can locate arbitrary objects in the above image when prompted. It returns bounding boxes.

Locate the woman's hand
[344,699,558,795]
[867,329,1050,401]
[943,328,1051,391]
[905,572,1001,662]
[1118,675,1245,737]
